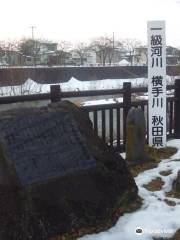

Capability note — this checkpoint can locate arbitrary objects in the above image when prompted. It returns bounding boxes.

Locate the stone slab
[0,110,96,186]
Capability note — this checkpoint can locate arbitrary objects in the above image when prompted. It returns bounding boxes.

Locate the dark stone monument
[0,110,96,186]
[126,107,146,163]
[0,101,138,239]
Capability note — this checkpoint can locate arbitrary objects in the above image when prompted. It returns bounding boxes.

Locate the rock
[126,107,146,163]
[0,101,138,239]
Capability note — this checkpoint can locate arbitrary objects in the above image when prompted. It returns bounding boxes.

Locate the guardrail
[0,81,177,152]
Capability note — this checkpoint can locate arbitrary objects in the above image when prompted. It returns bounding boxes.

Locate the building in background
[71,51,96,66]
[133,47,148,66]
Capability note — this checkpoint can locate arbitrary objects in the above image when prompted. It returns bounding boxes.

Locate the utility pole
[29,26,37,66]
[112,32,115,65]
[29,26,36,39]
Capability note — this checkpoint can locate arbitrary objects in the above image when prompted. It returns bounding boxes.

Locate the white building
[34,41,58,65]
[71,51,96,66]
[133,47,148,66]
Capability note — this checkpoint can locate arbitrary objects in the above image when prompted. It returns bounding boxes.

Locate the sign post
[147,21,166,147]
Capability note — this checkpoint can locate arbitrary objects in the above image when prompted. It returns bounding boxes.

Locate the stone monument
[0,101,138,239]
[126,107,146,163]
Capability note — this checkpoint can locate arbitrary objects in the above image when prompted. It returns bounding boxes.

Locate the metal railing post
[174,79,180,138]
[123,82,132,148]
[50,85,61,102]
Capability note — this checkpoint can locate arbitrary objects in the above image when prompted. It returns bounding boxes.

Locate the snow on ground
[60,77,147,91]
[82,98,123,106]
[135,95,149,101]
[120,152,126,159]
[0,77,147,97]
[79,139,180,240]
[136,90,174,101]
[0,79,43,96]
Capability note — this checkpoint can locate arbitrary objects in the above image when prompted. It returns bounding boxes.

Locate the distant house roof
[38,51,57,55]
[38,40,57,45]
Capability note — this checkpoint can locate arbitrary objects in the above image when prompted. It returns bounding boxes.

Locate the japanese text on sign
[147,21,166,148]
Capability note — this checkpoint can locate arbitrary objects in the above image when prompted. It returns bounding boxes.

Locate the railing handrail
[0,93,50,104]
[0,81,177,152]
[0,84,175,104]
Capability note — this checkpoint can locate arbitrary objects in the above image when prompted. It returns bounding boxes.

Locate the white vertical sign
[147,21,166,147]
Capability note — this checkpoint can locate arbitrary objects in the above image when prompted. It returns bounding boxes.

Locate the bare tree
[56,41,72,65]
[19,38,40,66]
[0,44,5,64]
[73,42,88,65]
[0,40,21,66]
[89,36,113,66]
[134,46,148,65]
[166,46,179,56]
[122,38,141,66]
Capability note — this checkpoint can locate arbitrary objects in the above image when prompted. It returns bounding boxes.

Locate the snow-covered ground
[0,76,175,97]
[79,139,180,240]
[60,77,147,91]
[0,78,147,97]
[82,98,123,106]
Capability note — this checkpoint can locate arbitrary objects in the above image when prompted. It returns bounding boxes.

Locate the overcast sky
[1,0,180,46]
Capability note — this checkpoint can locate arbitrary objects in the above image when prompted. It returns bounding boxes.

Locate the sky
[1,0,180,47]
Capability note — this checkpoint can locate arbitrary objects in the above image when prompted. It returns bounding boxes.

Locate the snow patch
[82,98,123,106]
[79,139,180,240]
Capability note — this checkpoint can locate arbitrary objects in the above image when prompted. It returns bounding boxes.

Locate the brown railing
[81,83,175,152]
[0,81,177,152]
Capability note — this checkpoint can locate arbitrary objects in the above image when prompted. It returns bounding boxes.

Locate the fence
[0,79,179,152]
[81,83,175,152]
